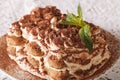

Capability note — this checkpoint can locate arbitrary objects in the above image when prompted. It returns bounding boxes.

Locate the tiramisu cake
[6,5,111,80]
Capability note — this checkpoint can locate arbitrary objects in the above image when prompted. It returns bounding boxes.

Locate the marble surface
[0,0,120,80]
[0,70,15,80]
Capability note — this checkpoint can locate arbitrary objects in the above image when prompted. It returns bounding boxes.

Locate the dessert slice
[6,5,114,80]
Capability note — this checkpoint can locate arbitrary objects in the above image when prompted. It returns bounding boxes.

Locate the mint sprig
[79,25,93,51]
[60,4,93,51]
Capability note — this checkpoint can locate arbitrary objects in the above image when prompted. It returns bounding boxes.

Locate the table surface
[0,0,120,80]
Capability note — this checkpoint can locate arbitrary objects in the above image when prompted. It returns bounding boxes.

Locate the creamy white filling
[65,61,92,72]
[50,17,59,31]
[27,53,42,61]
[7,30,14,36]
[36,41,48,53]
[21,27,29,39]
[49,42,60,50]
[51,24,59,31]
[7,30,20,37]
[8,54,16,60]
[38,35,42,40]
[15,46,23,52]
[28,33,38,42]
[92,50,110,65]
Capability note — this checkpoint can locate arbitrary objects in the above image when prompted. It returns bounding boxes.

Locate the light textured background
[0,0,120,80]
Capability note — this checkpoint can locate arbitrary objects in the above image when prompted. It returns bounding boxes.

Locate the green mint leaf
[79,25,93,51]
[78,3,83,20]
[61,12,84,27]
[66,12,77,22]
[84,24,91,36]
[60,4,93,51]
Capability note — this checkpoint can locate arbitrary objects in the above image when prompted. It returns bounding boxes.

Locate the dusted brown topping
[6,6,111,80]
